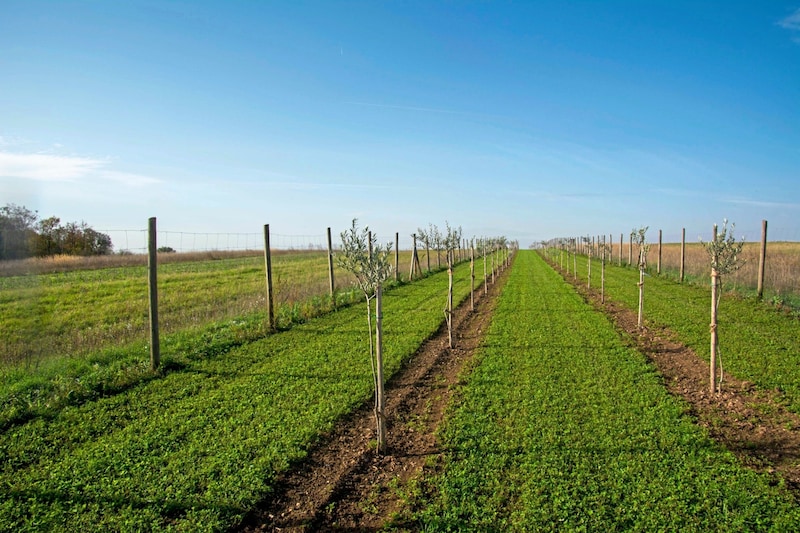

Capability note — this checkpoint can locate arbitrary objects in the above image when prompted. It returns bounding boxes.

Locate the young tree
[702,220,745,394]
[631,227,650,329]
[584,236,593,289]
[416,225,432,273]
[599,235,611,304]
[337,219,394,452]
[442,223,462,349]
[432,224,443,269]
[470,238,475,311]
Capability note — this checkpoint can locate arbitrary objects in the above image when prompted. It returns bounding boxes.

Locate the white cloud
[0,151,161,186]
[101,170,162,187]
[778,8,800,30]
[778,8,800,43]
[0,151,104,181]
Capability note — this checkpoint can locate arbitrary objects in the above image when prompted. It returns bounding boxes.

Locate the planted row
[557,250,800,412]
[0,261,479,531]
[410,251,799,531]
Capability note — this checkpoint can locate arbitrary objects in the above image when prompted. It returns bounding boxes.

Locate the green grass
[554,250,800,413]
[0,251,422,366]
[410,251,799,531]
[0,260,480,531]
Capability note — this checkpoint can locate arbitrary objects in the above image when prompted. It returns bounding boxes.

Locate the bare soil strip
[235,266,509,532]
[561,268,800,497]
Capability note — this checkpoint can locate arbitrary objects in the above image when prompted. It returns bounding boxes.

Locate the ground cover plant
[0,260,477,531]
[551,249,800,412]
[411,251,800,531]
[0,251,374,430]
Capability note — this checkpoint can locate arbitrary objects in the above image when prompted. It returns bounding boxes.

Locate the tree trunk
[447,261,454,348]
[426,240,431,273]
[573,251,577,280]
[601,243,606,304]
[483,243,488,295]
[587,248,592,289]
[710,268,719,395]
[637,267,645,328]
[375,285,386,451]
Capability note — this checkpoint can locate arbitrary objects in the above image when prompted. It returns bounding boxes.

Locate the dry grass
[0,250,267,277]
[0,249,428,366]
[606,241,800,299]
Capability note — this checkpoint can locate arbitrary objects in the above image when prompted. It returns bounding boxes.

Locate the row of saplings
[337,219,512,453]
[560,221,744,396]
[633,221,744,395]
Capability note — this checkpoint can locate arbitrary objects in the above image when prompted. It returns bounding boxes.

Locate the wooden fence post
[327,227,335,307]
[395,232,399,282]
[757,219,768,300]
[264,224,275,331]
[619,233,623,266]
[710,224,719,394]
[470,239,475,311]
[147,217,160,370]
[425,238,431,273]
[657,229,662,275]
[601,234,606,304]
[409,233,421,280]
[628,233,633,266]
[680,227,686,282]
[483,240,488,294]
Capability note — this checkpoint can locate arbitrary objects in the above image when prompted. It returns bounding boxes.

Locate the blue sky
[2,1,799,250]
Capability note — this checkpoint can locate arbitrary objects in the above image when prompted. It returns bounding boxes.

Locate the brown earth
[234,265,510,532]
[235,257,800,532]
[561,266,800,498]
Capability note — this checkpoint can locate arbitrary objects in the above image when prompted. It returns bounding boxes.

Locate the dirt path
[559,266,800,497]
[235,265,510,532]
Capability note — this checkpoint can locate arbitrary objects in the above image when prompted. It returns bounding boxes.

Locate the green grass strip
[558,251,800,412]
[0,261,477,532]
[415,251,799,531]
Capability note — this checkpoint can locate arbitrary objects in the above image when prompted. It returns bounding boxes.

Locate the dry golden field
[606,241,800,300]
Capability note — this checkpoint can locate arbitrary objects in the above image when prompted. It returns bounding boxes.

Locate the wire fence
[99,229,332,254]
[551,221,800,303]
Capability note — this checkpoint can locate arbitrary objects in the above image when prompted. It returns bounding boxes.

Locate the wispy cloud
[346,101,470,115]
[101,170,162,187]
[778,8,800,43]
[722,196,800,209]
[0,151,161,187]
[0,152,104,181]
[345,101,508,120]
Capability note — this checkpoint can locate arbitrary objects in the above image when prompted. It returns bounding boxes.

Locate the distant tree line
[0,203,113,260]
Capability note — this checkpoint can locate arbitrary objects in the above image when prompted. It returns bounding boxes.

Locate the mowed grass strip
[561,251,800,412]
[0,261,477,532]
[414,251,799,531]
